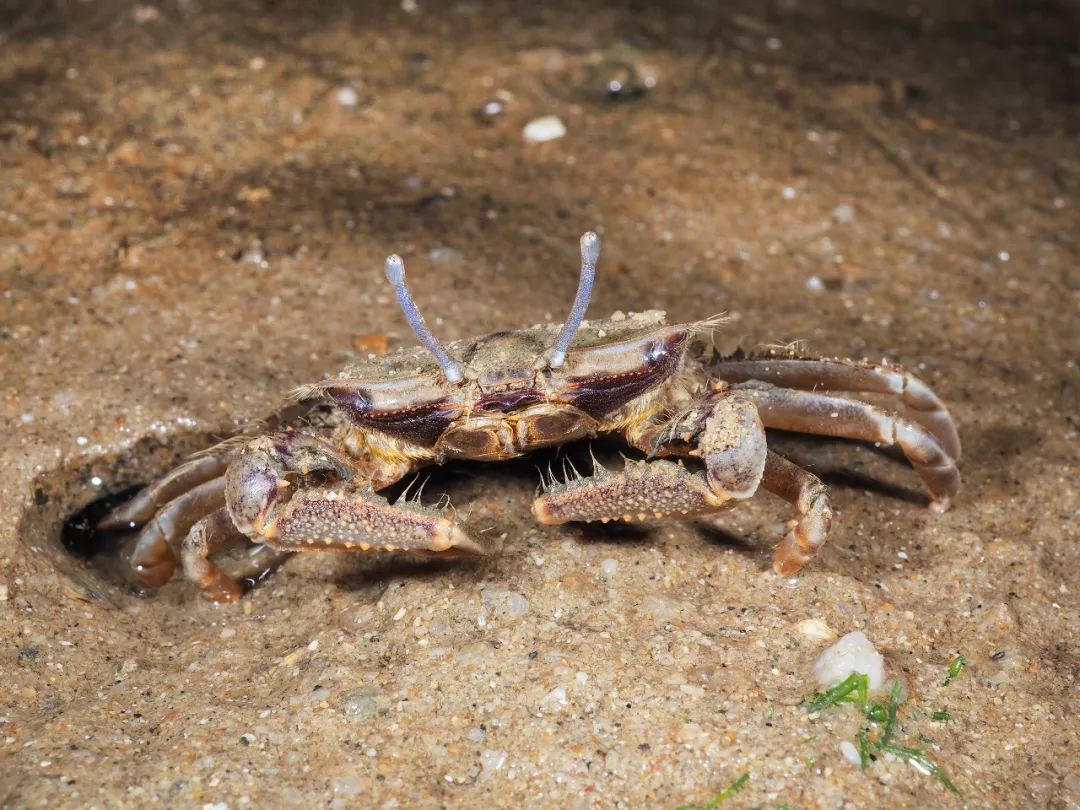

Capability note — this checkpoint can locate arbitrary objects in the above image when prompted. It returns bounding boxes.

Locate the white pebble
[781,186,797,200]
[337,87,359,107]
[480,749,506,777]
[332,775,363,797]
[541,686,568,709]
[840,740,861,766]
[523,115,566,144]
[600,558,619,576]
[812,630,885,691]
[805,275,825,293]
[832,203,855,223]
[482,589,530,618]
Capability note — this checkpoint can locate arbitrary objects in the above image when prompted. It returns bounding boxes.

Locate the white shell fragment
[812,630,885,691]
[523,115,567,144]
[796,618,837,642]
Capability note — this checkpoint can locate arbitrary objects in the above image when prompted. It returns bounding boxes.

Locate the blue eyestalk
[543,231,599,369]
[384,254,465,384]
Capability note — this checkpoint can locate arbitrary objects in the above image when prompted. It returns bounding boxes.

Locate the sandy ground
[1,1,1078,807]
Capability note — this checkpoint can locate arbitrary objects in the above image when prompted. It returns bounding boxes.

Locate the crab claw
[256,488,487,558]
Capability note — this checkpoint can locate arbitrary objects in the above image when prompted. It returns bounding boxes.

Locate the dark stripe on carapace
[560,331,688,418]
[476,390,545,413]
[325,386,458,446]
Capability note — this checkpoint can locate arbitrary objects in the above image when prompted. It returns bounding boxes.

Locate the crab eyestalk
[384,254,465,384]
[541,231,600,370]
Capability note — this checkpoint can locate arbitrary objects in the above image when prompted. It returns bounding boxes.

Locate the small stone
[340,686,388,720]
[523,116,566,144]
[840,740,861,766]
[832,203,855,223]
[480,749,506,778]
[332,775,364,797]
[337,87,359,107]
[428,246,463,263]
[482,589,530,618]
[475,100,504,123]
[812,631,885,691]
[541,686,568,709]
[600,558,619,576]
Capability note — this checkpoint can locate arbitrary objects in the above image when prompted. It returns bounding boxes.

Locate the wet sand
[1,1,1078,807]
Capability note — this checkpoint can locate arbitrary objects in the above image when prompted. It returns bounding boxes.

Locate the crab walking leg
[730,381,960,508]
[181,507,253,603]
[100,450,233,530]
[712,357,961,460]
[533,394,768,524]
[129,476,227,586]
[761,451,834,577]
[180,508,295,603]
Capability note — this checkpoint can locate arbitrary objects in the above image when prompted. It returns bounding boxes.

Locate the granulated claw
[102,231,960,601]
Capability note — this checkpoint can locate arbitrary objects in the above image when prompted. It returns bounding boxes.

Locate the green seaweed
[806,672,960,795]
[880,680,902,743]
[931,711,952,722]
[865,702,887,724]
[804,672,869,713]
[856,728,873,769]
[942,654,966,686]
[879,742,961,795]
[675,771,750,809]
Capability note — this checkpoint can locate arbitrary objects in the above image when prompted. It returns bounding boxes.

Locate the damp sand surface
[1,2,1078,807]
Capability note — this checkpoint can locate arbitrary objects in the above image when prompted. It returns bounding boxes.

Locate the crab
[101,232,961,603]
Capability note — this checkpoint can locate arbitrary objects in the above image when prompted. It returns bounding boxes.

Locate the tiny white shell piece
[796,618,837,642]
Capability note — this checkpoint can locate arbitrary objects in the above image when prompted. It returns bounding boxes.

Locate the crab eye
[645,340,668,364]
[324,386,372,422]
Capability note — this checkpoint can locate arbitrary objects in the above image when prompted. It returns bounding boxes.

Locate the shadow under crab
[100,232,961,602]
